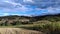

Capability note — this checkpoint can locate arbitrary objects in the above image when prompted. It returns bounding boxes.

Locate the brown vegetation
[0,28,43,34]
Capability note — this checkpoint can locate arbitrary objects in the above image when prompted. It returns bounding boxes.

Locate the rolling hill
[0,14,60,26]
[0,14,60,34]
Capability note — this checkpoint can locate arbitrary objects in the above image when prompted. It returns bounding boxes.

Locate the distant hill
[0,14,60,21]
[0,14,60,26]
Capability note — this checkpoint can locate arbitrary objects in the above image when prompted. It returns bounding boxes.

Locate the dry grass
[0,28,43,34]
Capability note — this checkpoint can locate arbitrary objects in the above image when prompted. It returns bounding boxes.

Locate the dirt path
[0,28,44,34]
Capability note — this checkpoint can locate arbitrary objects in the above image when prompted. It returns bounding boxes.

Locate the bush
[19,22,60,34]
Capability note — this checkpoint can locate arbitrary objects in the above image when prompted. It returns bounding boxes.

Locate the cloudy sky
[0,0,60,16]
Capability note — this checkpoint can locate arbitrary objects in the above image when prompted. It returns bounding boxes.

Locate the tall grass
[19,21,60,34]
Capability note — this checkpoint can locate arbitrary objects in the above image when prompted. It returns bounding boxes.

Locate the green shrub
[19,22,60,34]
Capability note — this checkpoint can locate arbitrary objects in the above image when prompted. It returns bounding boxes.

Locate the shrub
[19,22,60,34]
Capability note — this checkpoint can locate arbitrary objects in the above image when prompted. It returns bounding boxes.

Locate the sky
[0,0,60,16]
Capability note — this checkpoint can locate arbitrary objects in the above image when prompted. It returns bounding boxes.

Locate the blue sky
[0,0,60,16]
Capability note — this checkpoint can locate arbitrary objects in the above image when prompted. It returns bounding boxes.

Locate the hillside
[0,14,60,34]
[0,14,60,26]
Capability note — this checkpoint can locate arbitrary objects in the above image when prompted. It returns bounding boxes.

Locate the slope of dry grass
[0,28,43,34]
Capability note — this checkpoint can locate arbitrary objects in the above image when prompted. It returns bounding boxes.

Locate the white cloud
[0,13,10,16]
[23,0,34,3]
[3,13,9,16]
[11,14,20,15]
[46,7,60,14]
[4,1,22,6]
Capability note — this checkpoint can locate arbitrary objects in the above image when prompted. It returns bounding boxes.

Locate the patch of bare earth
[0,28,44,34]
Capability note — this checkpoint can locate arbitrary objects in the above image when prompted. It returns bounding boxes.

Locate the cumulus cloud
[0,13,9,16]
[23,0,34,3]
[0,0,60,10]
[47,7,60,14]
[0,0,35,12]
[0,0,59,9]
[0,0,60,16]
